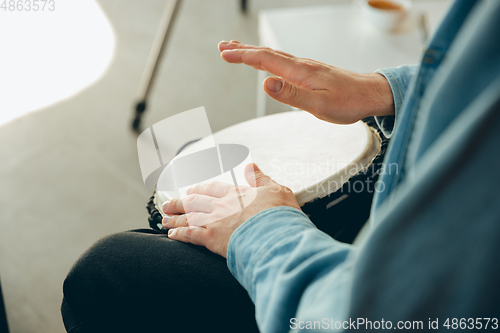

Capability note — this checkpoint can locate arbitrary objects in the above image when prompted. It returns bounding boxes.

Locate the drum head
[155,111,381,213]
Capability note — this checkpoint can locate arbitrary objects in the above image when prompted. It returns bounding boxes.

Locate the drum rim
[293,127,381,205]
[153,121,382,214]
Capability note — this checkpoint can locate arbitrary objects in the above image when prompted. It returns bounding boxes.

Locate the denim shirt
[227,1,500,332]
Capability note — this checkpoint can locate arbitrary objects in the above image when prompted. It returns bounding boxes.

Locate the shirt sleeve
[227,206,355,333]
[374,64,419,138]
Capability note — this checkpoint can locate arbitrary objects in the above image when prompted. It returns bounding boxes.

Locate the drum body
[147,111,387,242]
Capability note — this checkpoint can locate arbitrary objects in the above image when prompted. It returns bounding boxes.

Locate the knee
[62,232,136,306]
[62,232,152,332]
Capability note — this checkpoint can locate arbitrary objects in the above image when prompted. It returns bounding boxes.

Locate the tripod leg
[0,279,8,333]
[132,101,147,131]
[132,0,183,132]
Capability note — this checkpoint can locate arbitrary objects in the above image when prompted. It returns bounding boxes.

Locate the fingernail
[266,78,283,92]
[162,216,170,227]
[245,163,259,175]
[162,201,170,213]
[168,229,176,237]
[219,41,229,49]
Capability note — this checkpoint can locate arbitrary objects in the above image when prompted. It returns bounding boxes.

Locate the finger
[221,48,319,88]
[168,226,207,246]
[162,214,188,229]
[244,163,275,187]
[186,212,211,226]
[186,181,233,198]
[163,212,208,229]
[164,194,217,214]
[218,41,293,58]
[263,76,326,113]
[187,212,218,227]
[181,194,217,213]
[162,198,184,215]
[218,40,241,52]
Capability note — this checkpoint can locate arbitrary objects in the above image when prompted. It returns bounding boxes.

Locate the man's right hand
[219,40,394,124]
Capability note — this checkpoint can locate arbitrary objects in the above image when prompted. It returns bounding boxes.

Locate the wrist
[360,73,395,118]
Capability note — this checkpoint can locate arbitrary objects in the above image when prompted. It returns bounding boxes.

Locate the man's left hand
[161,163,300,258]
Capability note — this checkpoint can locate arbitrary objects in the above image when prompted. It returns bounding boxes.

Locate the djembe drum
[147,111,387,243]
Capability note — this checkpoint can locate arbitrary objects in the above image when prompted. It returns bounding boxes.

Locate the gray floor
[0,0,337,332]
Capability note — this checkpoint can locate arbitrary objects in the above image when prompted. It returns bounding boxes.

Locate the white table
[257,0,451,117]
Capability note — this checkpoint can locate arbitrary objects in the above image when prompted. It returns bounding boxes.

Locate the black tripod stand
[131,0,249,132]
[0,279,8,333]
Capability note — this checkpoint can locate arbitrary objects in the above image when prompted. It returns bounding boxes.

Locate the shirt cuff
[374,115,395,139]
[226,206,314,299]
[374,65,417,138]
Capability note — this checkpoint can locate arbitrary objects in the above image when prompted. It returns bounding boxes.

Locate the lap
[62,229,258,333]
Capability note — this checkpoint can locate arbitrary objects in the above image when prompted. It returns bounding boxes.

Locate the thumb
[264,76,321,113]
[245,163,273,187]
